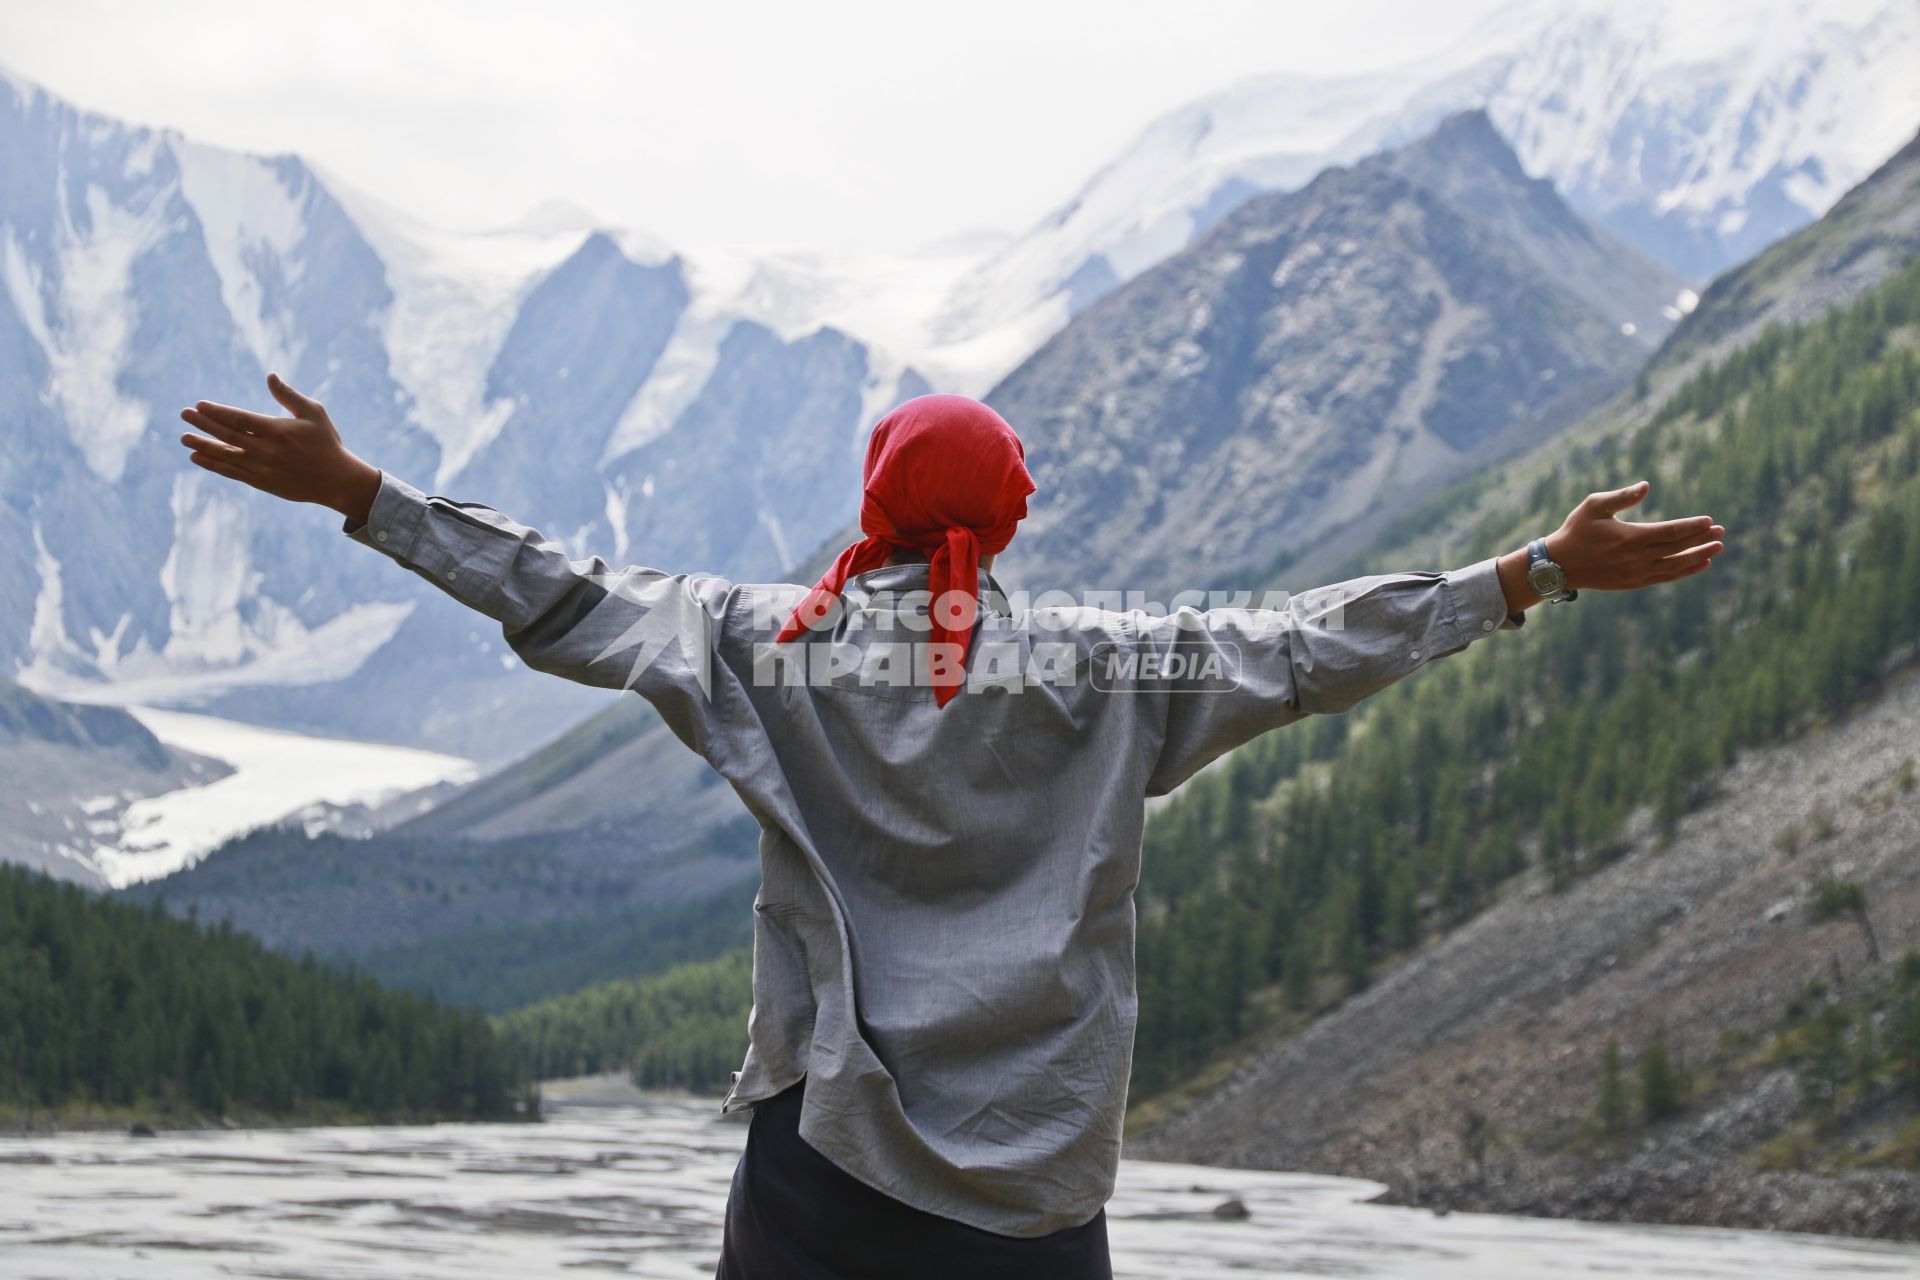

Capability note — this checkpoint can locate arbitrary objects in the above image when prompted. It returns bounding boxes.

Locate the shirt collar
[845,562,1013,618]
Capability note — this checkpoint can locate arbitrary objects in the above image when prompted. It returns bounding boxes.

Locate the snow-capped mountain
[0,64,964,757]
[3,0,1915,760]
[931,0,1920,377]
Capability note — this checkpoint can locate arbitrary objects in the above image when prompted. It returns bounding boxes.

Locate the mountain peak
[1403,109,1529,183]
[510,196,605,236]
[1363,111,1682,343]
[985,112,1659,597]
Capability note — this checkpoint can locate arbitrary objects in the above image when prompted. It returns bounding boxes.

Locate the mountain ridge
[932,0,1920,373]
[6,6,1916,752]
[988,109,1675,597]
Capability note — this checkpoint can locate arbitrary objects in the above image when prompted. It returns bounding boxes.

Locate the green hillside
[1,865,530,1126]
[1130,254,1920,1095]
[496,949,750,1091]
[121,815,761,1013]
[364,881,753,1013]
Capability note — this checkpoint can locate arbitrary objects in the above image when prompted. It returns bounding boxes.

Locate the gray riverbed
[5,1094,1919,1278]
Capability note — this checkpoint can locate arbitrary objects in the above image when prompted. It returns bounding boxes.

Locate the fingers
[1644,556,1715,586]
[1639,540,1722,585]
[1583,480,1650,518]
[1632,515,1722,547]
[1658,539,1724,567]
[179,408,255,450]
[266,371,323,421]
[192,398,282,434]
[186,450,258,484]
[179,431,247,461]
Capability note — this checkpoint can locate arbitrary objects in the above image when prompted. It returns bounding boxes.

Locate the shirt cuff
[1444,556,1526,636]
[341,470,432,559]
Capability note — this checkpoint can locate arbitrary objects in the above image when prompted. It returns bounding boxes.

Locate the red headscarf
[776,394,1035,706]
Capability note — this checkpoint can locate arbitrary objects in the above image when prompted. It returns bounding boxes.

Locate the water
[5,1096,1918,1279]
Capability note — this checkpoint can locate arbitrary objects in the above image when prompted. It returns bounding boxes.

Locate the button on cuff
[349,471,433,559]
[1442,557,1520,636]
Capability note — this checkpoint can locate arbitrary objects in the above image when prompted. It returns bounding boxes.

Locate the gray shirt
[345,470,1522,1236]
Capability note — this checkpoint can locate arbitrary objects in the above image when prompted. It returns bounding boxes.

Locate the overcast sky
[0,0,1516,254]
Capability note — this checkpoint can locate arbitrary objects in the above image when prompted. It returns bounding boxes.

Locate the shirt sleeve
[1141,557,1523,796]
[342,470,735,761]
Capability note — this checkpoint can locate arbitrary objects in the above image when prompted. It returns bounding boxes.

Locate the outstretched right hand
[178,372,382,524]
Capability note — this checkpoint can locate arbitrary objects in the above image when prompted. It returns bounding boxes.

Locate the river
[5,1095,1918,1278]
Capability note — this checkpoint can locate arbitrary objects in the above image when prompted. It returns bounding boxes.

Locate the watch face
[1528,560,1565,597]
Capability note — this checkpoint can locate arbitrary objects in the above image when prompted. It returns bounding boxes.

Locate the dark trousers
[715,1077,1113,1280]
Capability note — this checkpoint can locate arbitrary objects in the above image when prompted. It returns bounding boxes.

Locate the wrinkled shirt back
[346,472,1517,1236]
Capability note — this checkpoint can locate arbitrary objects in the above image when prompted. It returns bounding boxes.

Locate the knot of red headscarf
[776,394,1035,706]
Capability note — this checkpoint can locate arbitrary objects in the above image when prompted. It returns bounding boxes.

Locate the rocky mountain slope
[989,110,1676,597]
[0,678,228,887]
[384,697,738,843]
[1278,121,1920,594]
[1132,667,1920,1239]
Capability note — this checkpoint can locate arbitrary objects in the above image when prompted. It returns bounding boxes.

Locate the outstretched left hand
[1498,480,1727,615]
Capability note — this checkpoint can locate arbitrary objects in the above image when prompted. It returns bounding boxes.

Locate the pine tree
[1639,1024,1682,1123]
[1895,953,1920,1105]
[1596,1037,1629,1137]
[1801,1004,1849,1118]
[1385,861,1420,951]
[1282,932,1315,1012]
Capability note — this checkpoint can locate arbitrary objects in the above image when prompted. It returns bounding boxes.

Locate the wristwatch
[1527,538,1578,604]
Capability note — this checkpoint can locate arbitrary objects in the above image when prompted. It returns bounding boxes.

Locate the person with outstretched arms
[179,373,1725,1278]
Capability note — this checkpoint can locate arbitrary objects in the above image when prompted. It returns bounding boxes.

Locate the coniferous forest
[0,866,529,1125]
[1130,256,1920,1094]
[496,949,751,1091]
